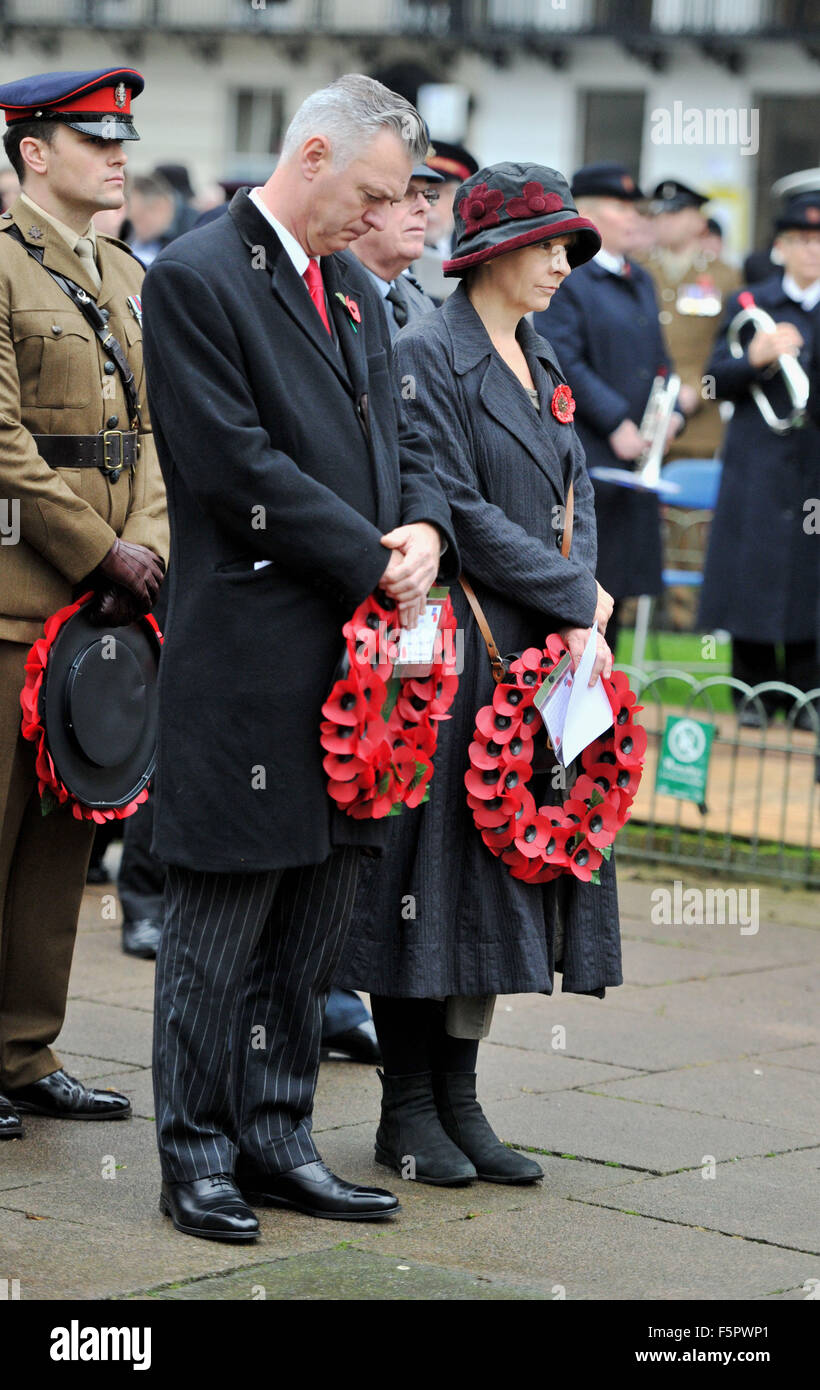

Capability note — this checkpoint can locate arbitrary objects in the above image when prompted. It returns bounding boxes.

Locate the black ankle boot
[375,1070,477,1186]
[434,1072,544,1184]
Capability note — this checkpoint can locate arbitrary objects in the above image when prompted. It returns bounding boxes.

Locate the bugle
[727,291,809,435]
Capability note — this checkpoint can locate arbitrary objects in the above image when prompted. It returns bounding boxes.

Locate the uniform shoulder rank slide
[126,294,142,328]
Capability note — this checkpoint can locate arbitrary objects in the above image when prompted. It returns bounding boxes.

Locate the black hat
[21,597,161,813]
[650,179,708,213]
[571,162,644,201]
[444,162,601,277]
[0,67,143,141]
[154,163,195,199]
[775,192,820,233]
[426,140,479,183]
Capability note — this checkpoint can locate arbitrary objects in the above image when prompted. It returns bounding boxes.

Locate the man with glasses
[347,160,443,336]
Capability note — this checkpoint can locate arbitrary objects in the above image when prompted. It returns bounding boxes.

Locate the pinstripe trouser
[152,846,360,1182]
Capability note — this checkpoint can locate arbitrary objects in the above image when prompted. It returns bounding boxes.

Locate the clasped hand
[559,626,613,686]
[379,522,441,629]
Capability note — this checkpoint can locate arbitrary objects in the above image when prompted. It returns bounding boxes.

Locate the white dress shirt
[782,272,820,313]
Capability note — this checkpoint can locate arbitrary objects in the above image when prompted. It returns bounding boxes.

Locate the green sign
[655,715,715,807]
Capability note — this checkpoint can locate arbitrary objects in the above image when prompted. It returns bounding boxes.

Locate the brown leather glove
[97,539,165,610]
[87,584,147,629]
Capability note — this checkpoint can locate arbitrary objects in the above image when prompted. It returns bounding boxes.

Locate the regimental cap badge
[114,82,126,109]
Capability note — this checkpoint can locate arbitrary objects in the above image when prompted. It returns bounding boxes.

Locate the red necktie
[303,258,331,334]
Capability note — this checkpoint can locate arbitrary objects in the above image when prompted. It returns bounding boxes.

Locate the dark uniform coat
[537,257,669,599]
[141,190,457,874]
[698,275,820,644]
[337,285,622,999]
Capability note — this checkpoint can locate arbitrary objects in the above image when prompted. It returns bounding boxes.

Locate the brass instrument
[727,291,809,435]
[589,368,681,498]
[636,369,682,487]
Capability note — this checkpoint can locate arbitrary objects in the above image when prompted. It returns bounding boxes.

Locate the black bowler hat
[650,179,708,213]
[571,162,644,201]
[0,66,143,141]
[426,140,479,183]
[775,192,820,233]
[443,162,601,277]
[22,598,161,813]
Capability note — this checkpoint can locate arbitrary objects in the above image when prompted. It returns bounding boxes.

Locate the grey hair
[280,74,428,168]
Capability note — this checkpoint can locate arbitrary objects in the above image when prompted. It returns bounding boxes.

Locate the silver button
[104,361,116,375]
[51,324,63,336]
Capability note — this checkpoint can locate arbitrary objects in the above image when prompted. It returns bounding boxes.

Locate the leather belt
[33,431,138,482]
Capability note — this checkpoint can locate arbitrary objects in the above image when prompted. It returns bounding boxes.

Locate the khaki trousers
[0,640,94,1089]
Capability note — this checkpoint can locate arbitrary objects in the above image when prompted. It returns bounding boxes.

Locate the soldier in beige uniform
[644,180,740,461]
[0,68,167,1137]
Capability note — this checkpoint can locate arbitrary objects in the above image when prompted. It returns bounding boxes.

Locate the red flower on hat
[551,384,576,423]
[459,183,505,236]
[506,183,563,220]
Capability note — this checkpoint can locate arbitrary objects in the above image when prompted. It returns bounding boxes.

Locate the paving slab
[349,1196,820,1300]
[0,1203,347,1301]
[582,1058,820,1134]
[52,1051,146,1084]
[617,872,820,935]
[614,965,819,1040]
[754,1044,820,1074]
[619,937,799,984]
[127,1246,547,1301]
[489,992,806,1070]
[53,999,153,1069]
[480,1090,818,1173]
[583,1147,820,1254]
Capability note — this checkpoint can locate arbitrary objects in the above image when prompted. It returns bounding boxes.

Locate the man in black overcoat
[538,162,684,655]
[141,74,457,1242]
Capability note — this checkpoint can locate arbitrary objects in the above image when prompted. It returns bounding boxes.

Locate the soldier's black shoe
[122,918,161,959]
[0,1093,23,1139]
[322,1019,381,1063]
[6,1069,131,1120]
[160,1175,259,1242]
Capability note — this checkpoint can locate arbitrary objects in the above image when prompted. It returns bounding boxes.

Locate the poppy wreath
[19,591,162,823]
[465,633,646,884]
[320,590,459,819]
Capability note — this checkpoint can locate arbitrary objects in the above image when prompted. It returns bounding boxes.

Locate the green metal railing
[616,666,820,887]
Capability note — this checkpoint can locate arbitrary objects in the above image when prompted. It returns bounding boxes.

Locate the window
[232,88,284,158]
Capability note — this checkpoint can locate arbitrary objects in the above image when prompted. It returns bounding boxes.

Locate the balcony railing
[0,0,816,39]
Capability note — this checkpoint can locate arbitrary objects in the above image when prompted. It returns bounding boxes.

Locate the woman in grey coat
[336,164,620,1185]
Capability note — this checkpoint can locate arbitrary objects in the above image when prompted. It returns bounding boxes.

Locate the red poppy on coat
[458,183,505,236]
[506,183,564,219]
[345,296,361,323]
[551,384,576,423]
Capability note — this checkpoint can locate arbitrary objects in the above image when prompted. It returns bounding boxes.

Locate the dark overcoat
[536,257,668,599]
[337,285,622,998]
[698,276,820,644]
[141,190,457,873]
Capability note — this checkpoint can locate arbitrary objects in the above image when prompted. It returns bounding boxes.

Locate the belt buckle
[101,429,125,483]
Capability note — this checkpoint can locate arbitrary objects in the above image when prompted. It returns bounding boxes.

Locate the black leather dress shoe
[322,1019,382,1064]
[0,1092,23,1140]
[5,1069,131,1120]
[122,918,161,959]
[238,1159,400,1220]
[160,1174,259,1242]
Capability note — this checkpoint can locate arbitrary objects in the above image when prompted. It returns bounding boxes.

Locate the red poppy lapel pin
[551,384,576,423]
[335,292,361,332]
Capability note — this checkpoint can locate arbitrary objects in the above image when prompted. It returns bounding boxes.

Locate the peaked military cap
[426,141,479,183]
[650,179,708,213]
[0,67,143,141]
[443,162,601,277]
[775,192,820,233]
[571,162,644,201]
